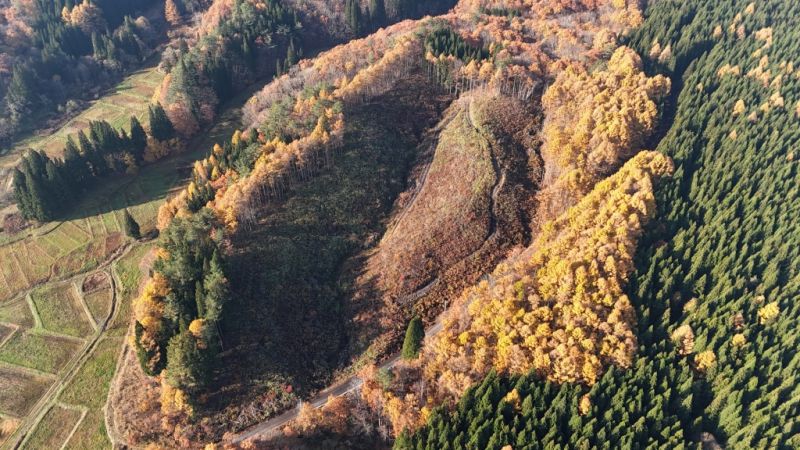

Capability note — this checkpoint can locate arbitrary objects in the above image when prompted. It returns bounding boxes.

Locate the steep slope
[346,93,539,362]
[398,0,800,449]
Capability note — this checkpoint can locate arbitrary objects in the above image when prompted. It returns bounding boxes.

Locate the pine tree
[129,115,147,162]
[123,209,141,239]
[148,103,175,142]
[370,0,386,27]
[165,330,210,392]
[402,316,424,360]
[5,66,36,119]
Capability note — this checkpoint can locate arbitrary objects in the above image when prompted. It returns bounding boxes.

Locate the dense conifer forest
[399,1,800,448]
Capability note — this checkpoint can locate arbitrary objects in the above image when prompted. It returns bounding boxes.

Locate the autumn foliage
[537,46,670,222]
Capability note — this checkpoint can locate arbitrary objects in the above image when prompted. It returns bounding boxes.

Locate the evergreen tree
[148,103,175,141]
[165,330,210,392]
[123,209,141,239]
[129,115,147,162]
[370,0,386,27]
[401,316,424,360]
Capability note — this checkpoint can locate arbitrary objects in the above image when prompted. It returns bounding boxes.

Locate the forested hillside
[4,0,795,447]
[0,0,169,143]
[397,0,800,448]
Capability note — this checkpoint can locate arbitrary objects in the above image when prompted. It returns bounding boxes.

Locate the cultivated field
[0,69,248,449]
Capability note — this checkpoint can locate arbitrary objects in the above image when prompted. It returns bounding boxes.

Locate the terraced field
[4,67,164,160]
[0,68,249,448]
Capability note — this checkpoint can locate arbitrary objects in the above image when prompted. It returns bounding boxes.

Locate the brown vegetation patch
[0,366,53,417]
[81,271,110,294]
[346,92,541,360]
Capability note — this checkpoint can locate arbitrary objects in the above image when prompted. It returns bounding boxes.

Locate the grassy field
[30,283,95,338]
[2,67,164,163]
[56,336,124,449]
[21,405,83,450]
[0,332,83,374]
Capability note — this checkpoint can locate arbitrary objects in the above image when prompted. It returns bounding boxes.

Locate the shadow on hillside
[208,75,453,415]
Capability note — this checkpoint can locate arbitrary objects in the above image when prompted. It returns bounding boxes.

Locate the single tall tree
[129,115,147,162]
[401,316,424,360]
[370,0,386,27]
[165,0,182,26]
[123,209,141,239]
[148,103,175,142]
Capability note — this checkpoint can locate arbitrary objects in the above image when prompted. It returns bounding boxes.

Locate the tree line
[13,103,176,221]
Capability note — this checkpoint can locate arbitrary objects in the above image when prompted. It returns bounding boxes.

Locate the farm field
[0,70,248,449]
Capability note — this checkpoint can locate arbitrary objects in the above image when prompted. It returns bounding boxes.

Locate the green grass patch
[30,284,94,338]
[0,366,53,417]
[61,410,108,450]
[60,337,122,409]
[83,287,112,325]
[22,405,82,450]
[0,299,34,329]
[109,244,153,336]
[0,332,82,374]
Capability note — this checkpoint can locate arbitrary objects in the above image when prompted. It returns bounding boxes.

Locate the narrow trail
[9,245,129,450]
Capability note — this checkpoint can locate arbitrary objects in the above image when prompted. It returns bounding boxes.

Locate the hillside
[2,0,799,448]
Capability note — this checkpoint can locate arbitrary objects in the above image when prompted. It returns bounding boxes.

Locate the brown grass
[0,298,34,329]
[0,366,53,416]
[346,93,541,359]
[23,405,83,450]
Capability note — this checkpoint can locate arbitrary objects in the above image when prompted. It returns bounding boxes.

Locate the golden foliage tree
[420,151,673,399]
[537,46,670,222]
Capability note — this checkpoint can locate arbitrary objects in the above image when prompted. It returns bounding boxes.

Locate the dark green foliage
[134,208,229,386]
[129,115,148,162]
[401,316,424,360]
[345,0,363,35]
[162,0,301,134]
[123,209,141,239]
[0,0,161,143]
[424,26,489,63]
[11,112,170,221]
[148,103,176,142]
[424,24,489,89]
[370,0,387,28]
[166,330,211,392]
[403,1,800,449]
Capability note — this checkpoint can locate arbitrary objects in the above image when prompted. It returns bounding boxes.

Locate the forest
[398,0,800,448]
[2,0,799,448]
[0,0,171,143]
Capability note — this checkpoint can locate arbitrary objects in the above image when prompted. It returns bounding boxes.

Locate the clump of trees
[132,208,229,415]
[0,0,164,143]
[154,0,302,138]
[536,46,671,223]
[13,104,177,222]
